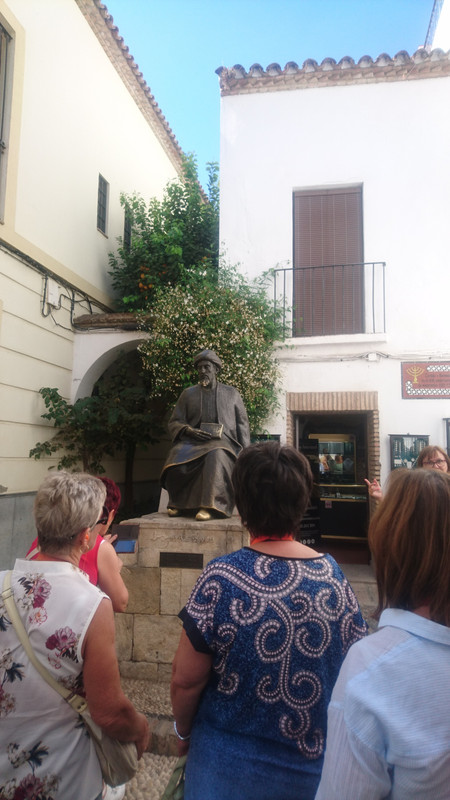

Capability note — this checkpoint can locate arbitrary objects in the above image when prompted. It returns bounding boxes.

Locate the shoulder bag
[160,756,186,800]
[2,570,138,788]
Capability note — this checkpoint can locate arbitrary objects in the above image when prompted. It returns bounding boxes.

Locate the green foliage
[29,388,112,473]
[29,353,162,479]
[108,154,219,311]
[32,154,285,487]
[138,264,287,434]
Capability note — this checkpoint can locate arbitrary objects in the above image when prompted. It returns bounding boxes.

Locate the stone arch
[71,330,148,402]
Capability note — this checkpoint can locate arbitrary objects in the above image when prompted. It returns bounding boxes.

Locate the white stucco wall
[6,0,179,298]
[0,0,183,500]
[71,330,148,402]
[219,70,450,487]
[432,0,450,48]
[220,76,449,352]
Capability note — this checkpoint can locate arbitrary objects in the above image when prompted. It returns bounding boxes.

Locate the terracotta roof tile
[248,63,265,77]
[216,48,450,96]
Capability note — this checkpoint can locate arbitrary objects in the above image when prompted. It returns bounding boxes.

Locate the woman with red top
[27,477,128,612]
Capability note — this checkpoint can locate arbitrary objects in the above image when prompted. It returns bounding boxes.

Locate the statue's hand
[185,425,212,441]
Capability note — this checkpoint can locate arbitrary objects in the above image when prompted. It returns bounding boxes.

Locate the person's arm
[315,701,391,800]
[170,629,213,755]
[96,540,129,612]
[82,598,149,758]
[100,509,118,545]
[364,478,383,501]
[102,531,118,545]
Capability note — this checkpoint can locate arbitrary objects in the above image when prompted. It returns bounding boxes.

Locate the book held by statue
[200,422,223,438]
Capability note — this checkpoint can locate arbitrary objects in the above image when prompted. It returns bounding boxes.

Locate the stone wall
[115,512,248,683]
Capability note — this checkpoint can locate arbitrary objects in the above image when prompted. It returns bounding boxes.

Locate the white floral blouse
[0,559,106,799]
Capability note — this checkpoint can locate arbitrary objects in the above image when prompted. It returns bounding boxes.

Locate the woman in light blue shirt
[316,467,450,800]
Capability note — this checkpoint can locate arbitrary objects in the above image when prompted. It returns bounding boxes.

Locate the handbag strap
[1,570,88,715]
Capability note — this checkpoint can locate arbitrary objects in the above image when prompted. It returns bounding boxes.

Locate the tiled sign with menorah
[402,362,450,399]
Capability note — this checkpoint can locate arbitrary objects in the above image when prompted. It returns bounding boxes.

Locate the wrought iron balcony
[273,261,386,338]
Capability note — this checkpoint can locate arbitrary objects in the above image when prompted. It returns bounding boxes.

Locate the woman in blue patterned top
[170,442,367,800]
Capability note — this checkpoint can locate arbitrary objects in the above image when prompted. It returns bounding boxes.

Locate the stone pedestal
[115,511,248,682]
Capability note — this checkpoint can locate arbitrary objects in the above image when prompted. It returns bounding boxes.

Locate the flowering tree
[138,264,286,434]
[108,154,285,433]
[108,154,219,311]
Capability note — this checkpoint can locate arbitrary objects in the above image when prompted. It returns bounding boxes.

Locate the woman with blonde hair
[0,472,148,799]
[26,476,128,612]
[316,467,450,799]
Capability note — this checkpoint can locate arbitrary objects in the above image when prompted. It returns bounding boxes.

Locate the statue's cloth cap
[193,349,222,370]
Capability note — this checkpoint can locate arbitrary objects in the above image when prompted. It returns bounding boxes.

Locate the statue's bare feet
[167,507,181,517]
[195,508,212,521]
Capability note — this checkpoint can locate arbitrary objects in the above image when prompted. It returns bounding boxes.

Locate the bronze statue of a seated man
[160,349,250,521]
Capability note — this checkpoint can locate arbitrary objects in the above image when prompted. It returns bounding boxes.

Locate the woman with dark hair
[316,468,450,799]
[415,443,450,472]
[170,442,367,800]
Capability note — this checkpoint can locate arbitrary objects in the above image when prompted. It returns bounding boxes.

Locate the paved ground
[122,561,377,800]
[123,753,177,800]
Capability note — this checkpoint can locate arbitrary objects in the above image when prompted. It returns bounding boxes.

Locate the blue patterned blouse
[180,548,367,800]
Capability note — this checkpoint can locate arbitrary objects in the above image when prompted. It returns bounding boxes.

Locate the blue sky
[105,0,435,188]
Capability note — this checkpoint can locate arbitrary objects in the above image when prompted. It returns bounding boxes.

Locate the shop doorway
[286,391,379,563]
[290,401,380,564]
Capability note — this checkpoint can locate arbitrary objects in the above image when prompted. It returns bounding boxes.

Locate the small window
[97,174,109,234]
[0,21,13,222]
[123,205,132,251]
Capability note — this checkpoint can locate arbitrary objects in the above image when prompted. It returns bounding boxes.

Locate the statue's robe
[160,383,250,517]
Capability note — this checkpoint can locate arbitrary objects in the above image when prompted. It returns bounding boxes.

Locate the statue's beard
[198,377,211,388]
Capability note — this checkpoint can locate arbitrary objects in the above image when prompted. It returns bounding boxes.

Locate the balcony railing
[273,261,386,338]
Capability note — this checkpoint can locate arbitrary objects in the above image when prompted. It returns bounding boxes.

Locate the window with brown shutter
[293,186,363,336]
